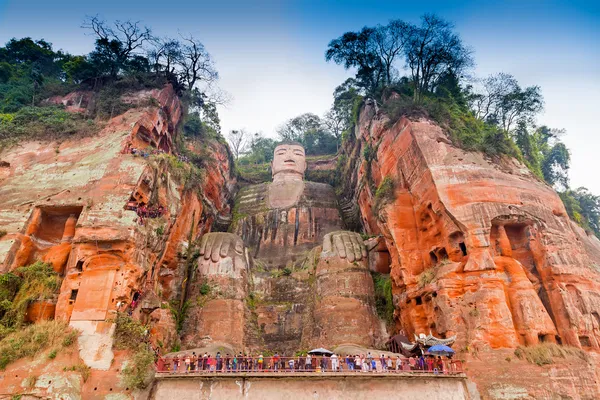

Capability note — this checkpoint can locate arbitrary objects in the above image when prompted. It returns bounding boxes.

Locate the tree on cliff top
[326,14,473,100]
[82,16,153,79]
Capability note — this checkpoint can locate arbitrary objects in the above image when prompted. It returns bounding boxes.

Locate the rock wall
[0,85,235,398]
[339,99,600,398]
[151,373,472,400]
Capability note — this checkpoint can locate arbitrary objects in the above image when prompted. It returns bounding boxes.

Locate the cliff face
[3,85,600,399]
[0,85,235,398]
[338,99,600,398]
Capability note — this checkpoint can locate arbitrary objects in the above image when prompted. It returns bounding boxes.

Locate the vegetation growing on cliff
[113,312,155,389]
[373,176,396,215]
[326,13,600,238]
[372,273,394,327]
[0,320,77,370]
[0,17,224,150]
[514,343,588,366]
[0,262,61,339]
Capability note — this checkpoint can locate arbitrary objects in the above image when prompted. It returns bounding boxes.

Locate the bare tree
[177,34,218,90]
[148,37,181,75]
[323,108,347,150]
[82,15,153,77]
[470,73,544,132]
[227,129,250,160]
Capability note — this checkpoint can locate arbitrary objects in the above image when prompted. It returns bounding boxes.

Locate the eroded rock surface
[336,99,600,397]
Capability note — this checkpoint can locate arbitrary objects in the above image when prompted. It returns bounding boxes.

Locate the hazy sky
[0,0,598,192]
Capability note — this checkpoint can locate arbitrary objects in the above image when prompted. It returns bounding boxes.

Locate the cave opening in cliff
[75,260,84,271]
[437,247,448,260]
[429,251,438,264]
[459,242,467,256]
[579,336,592,347]
[31,206,83,244]
[415,296,422,305]
[69,289,78,302]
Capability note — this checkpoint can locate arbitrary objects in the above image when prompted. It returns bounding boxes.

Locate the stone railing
[155,356,463,375]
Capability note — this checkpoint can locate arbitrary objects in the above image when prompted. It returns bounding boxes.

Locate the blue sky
[0,0,598,192]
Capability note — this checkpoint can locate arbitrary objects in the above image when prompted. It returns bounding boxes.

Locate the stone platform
[151,372,474,400]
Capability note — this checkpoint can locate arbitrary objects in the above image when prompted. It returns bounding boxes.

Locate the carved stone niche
[11,205,83,273]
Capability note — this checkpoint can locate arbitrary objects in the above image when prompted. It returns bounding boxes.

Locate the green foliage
[48,348,57,359]
[168,300,190,333]
[371,273,394,326]
[199,283,211,296]
[0,262,61,337]
[121,345,155,390]
[0,320,76,370]
[155,225,165,236]
[113,312,148,350]
[514,343,588,366]
[112,312,155,388]
[0,106,98,145]
[236,162,271,184]
[560,188,600,238]
[246,292,258,311]
[237,134,278,165]
[276,113,339,155]
[373,176,395,216]
[305,168,337,186]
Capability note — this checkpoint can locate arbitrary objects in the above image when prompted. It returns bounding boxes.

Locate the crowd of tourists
[157,351,460,375]
[125,203,166,225]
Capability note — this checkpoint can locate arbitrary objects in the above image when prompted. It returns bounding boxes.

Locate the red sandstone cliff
[0,85,235,398]
[337,99,600,398]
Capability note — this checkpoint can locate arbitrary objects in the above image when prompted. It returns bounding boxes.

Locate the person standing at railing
[171,355,178,373]
[331,353,338,372]
[258,354,264,370]
[305,354,312,370]
[216,352,222,372]
[273,352,280,371]
[206,354,213,372]
[288,357,295,371]
[225,353,231,372]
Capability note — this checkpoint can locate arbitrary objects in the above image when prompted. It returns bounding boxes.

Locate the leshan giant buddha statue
[181,142,385,353]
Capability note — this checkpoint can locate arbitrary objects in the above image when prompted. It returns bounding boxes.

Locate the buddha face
[271,144,306,178]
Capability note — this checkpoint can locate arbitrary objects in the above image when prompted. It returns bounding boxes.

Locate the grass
[0,262,62,338]
[373,176,395,216]
[121,345,155,390]
[417,266,438,288]
[0,106,99,148]
[514,343,589,366]
[383,94,521,159]
[113,312,149,350]
[236,162,271,184]
[112,312,155,389]
[64,363,91,382]
[0,320,77,370]
[168,300,190,333]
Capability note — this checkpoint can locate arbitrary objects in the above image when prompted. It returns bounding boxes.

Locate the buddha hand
[322,231,367,262]
[199,232,245,262]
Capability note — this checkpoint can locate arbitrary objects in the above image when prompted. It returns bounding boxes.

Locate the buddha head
[271,142,306,180]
